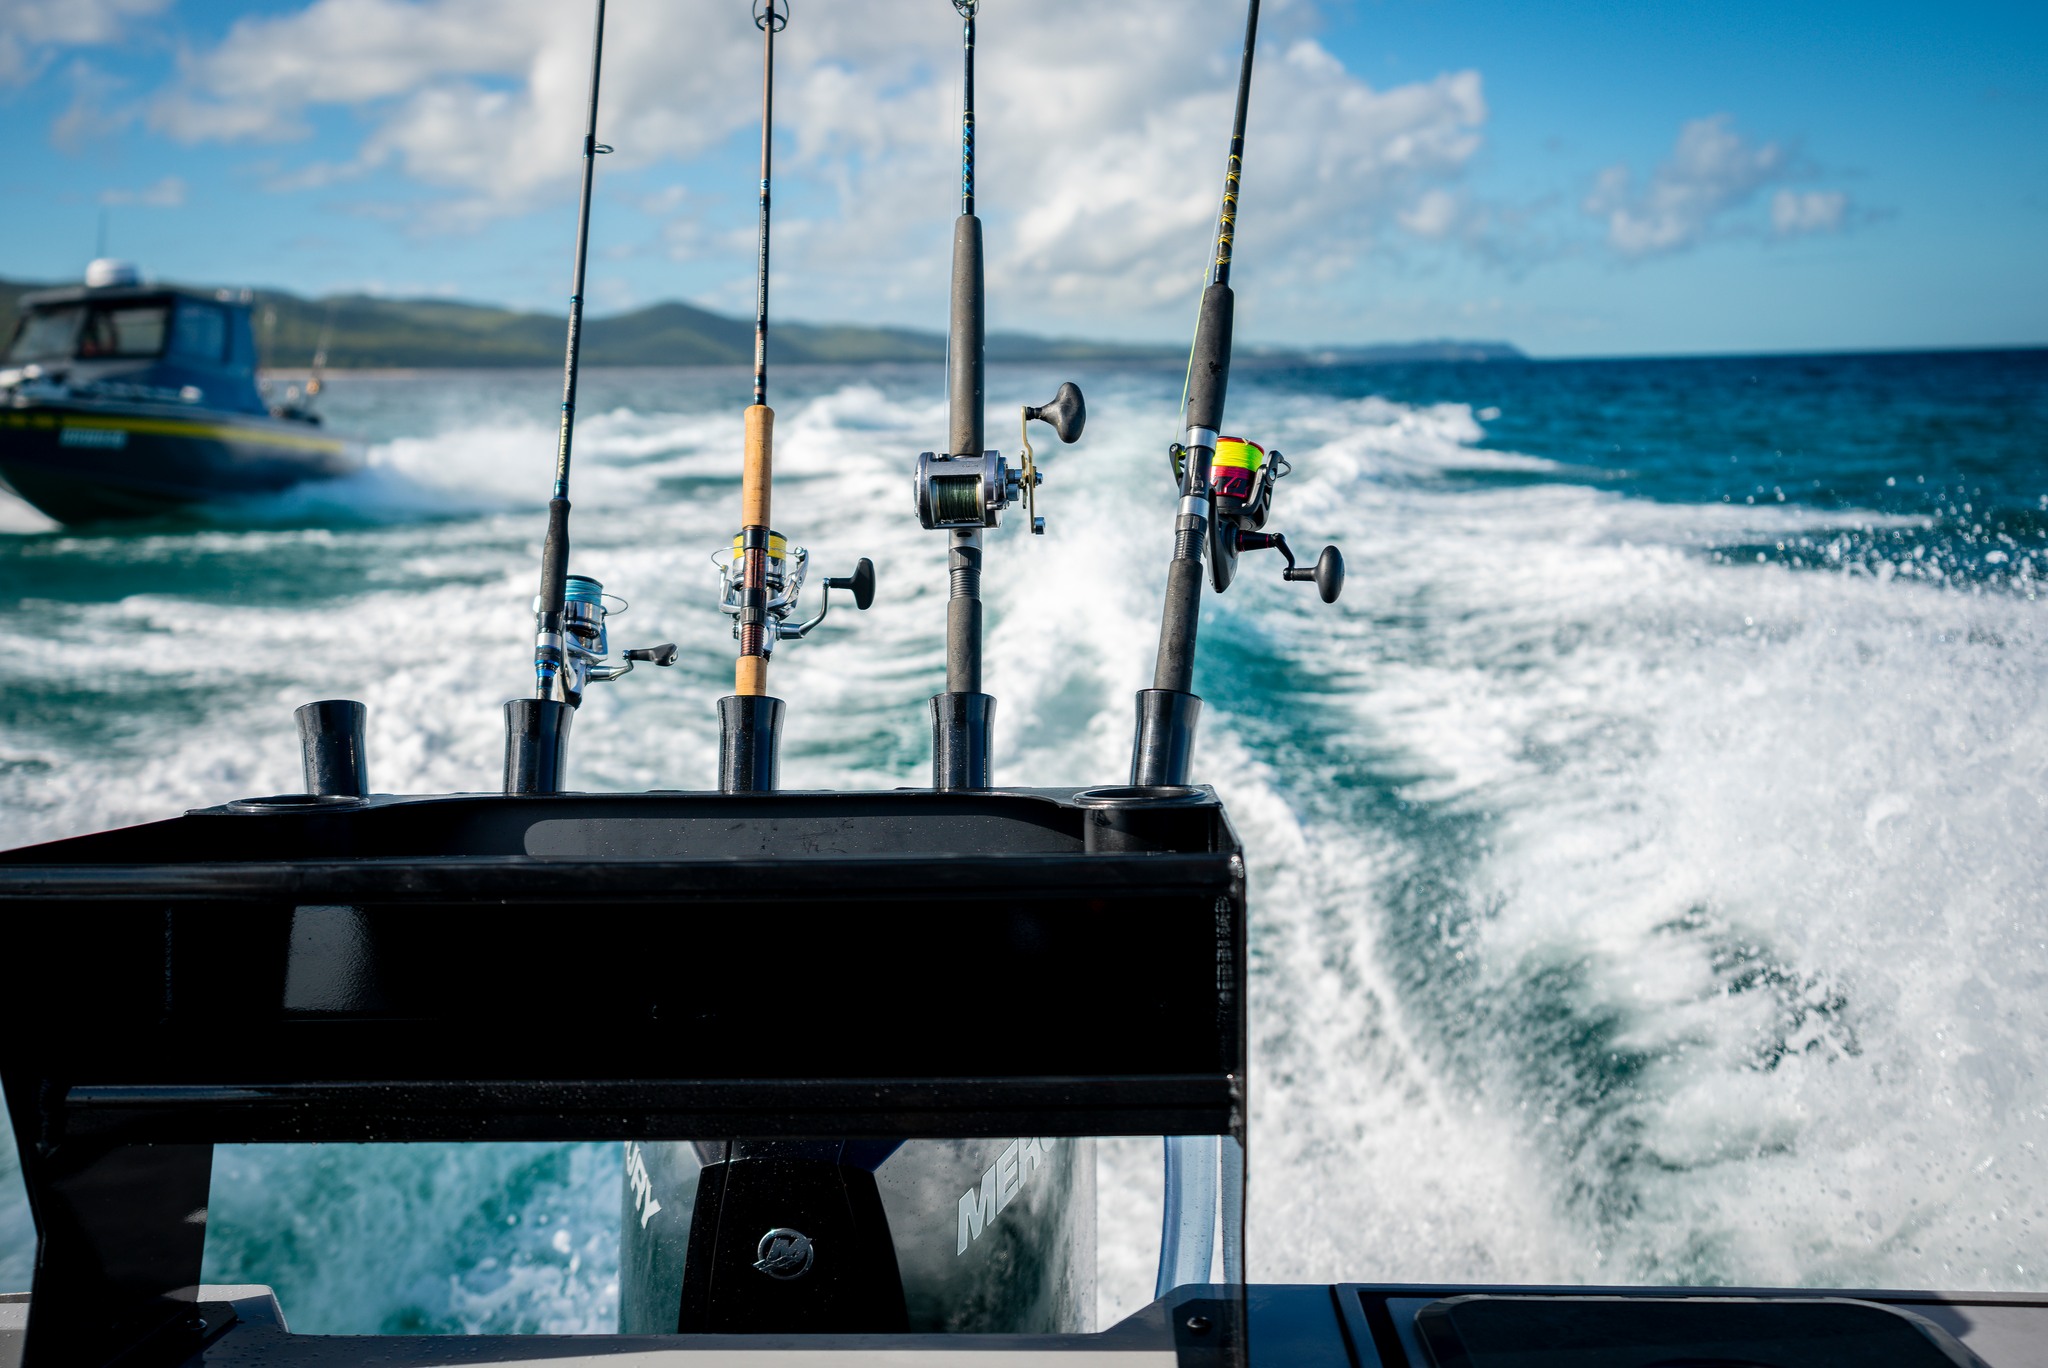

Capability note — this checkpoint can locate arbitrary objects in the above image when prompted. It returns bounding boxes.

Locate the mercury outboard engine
[621,1136,1094,1333]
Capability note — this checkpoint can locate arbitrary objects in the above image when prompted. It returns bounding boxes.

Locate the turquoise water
[2,351,2045,1329]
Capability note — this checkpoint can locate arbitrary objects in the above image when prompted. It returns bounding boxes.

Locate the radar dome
[84,259,140,289]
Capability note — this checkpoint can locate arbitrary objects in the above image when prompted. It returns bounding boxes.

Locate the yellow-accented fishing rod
[715,0,874,792]
[1131,0,1344,792]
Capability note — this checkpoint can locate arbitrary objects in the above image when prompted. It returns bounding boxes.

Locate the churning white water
[1,356,2043,1330]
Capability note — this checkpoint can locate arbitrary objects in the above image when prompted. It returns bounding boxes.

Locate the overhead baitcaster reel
[914,382,1084,535]
[1169,435,1344,600]
[716,531,875,651]
[539,573,678,705]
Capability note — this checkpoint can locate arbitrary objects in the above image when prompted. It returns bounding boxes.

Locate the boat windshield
[78,303,169,359]
[5,304,84,364]
[4,301,170,364]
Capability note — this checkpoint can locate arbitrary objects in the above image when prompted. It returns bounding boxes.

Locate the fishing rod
[303,300,335,407]
[912,0,1087,789]
[1130,0,1344,792]
[1137,3,1344,1301]
[505,0,678,795]
[714,0,875,793]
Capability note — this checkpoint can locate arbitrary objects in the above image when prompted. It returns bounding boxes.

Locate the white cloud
[0,0,165,86]
[51,59,134,147]
[143,0,1488,327]
[99,174,185,207]
[1401,187,1464,240]
[1771,187,1847,236]
[1585,114,1855,257]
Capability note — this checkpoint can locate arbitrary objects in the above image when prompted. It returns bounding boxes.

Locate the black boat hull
[0,401,359,524]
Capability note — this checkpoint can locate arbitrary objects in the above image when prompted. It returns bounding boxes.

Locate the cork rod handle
[742,404,773,529]
[736,404,775,696]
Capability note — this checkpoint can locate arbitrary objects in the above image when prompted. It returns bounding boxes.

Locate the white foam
[4,368,2045,1331]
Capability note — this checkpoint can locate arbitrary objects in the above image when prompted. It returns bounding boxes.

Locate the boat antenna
[912,0,1087,789]
[1130,0,1343,791]
[715,0,876,793]
[504,0,678,795]
[304,299,336,404]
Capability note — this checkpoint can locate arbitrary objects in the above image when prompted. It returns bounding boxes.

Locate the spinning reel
[914,382,1085,534]
[716,533,875,650]
[1169,436,1345,601]
[536,574,678,706]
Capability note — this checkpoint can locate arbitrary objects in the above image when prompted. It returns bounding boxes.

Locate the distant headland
[0,275,1525,370]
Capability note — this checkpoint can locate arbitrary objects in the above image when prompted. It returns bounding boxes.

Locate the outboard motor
[621,1136,1094,1334]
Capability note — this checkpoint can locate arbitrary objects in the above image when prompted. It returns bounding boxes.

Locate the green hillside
[2,276,1523,369]
[0,277,1151,369]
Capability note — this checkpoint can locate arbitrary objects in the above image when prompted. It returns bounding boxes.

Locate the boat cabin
[4,264,268,417]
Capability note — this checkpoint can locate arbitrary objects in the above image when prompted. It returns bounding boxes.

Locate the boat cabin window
[4,304,84,364]
[77,303,169,359]
[171,301,229,362]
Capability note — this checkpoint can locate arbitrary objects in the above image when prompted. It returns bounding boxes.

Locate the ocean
[2,348,2044,1332]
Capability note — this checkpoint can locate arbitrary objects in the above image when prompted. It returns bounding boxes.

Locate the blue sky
[1,0,2042,356]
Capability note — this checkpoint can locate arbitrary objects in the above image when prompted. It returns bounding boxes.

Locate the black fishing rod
[715,0,875,792]
[1130,0,1344,790]
[913,0,1087,789]
[505,0,677,794]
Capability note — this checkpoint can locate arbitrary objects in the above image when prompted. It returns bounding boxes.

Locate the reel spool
[914,382,1085,535]
[716,531,874,648]
[534,573,678,706]
[1168,435,1345,600]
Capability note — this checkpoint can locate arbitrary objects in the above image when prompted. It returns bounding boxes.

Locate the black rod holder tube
[504,698,575,795]
[295,699,368,797]
[931,691,995,790]
[1130,688,1203,788]
[718,694,784,793]
[1078,783,1209,854]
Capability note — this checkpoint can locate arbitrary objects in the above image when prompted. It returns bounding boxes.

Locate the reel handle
[825,558,876,610]
[1242,532,1345,603]
[1024,381,1086,444]
[625,643,680,665]
[1283,545,1345,603]
[781,557,877,639]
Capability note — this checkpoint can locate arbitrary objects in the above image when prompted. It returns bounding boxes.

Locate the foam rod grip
[742,404,774,529]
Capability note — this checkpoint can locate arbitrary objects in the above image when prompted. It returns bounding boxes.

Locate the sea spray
[1,351,2043,1329]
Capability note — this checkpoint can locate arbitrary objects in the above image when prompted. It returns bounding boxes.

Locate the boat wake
[2,357,2044,1330]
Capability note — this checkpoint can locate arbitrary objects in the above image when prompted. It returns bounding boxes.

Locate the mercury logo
[624,1142,662,1229]
[956,1137,1055,1255]
[755,1227,815,1280]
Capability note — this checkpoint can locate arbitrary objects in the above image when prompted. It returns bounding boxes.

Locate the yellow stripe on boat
[4,411,347,455]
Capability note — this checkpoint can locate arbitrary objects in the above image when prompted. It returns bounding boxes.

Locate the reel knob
[1282,545,1344,603]
[1024,382,1086,444]
[827,558,876,610]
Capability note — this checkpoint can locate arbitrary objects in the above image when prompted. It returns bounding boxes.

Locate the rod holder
[719,694,784,793]
[1130,689,1203,788]
[930,691,995,790]
[1075,784,1209,854]
[504,698,575,796]
[295,699,368,798]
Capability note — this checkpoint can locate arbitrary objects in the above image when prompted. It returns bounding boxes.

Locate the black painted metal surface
[0,787,1245,1366]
